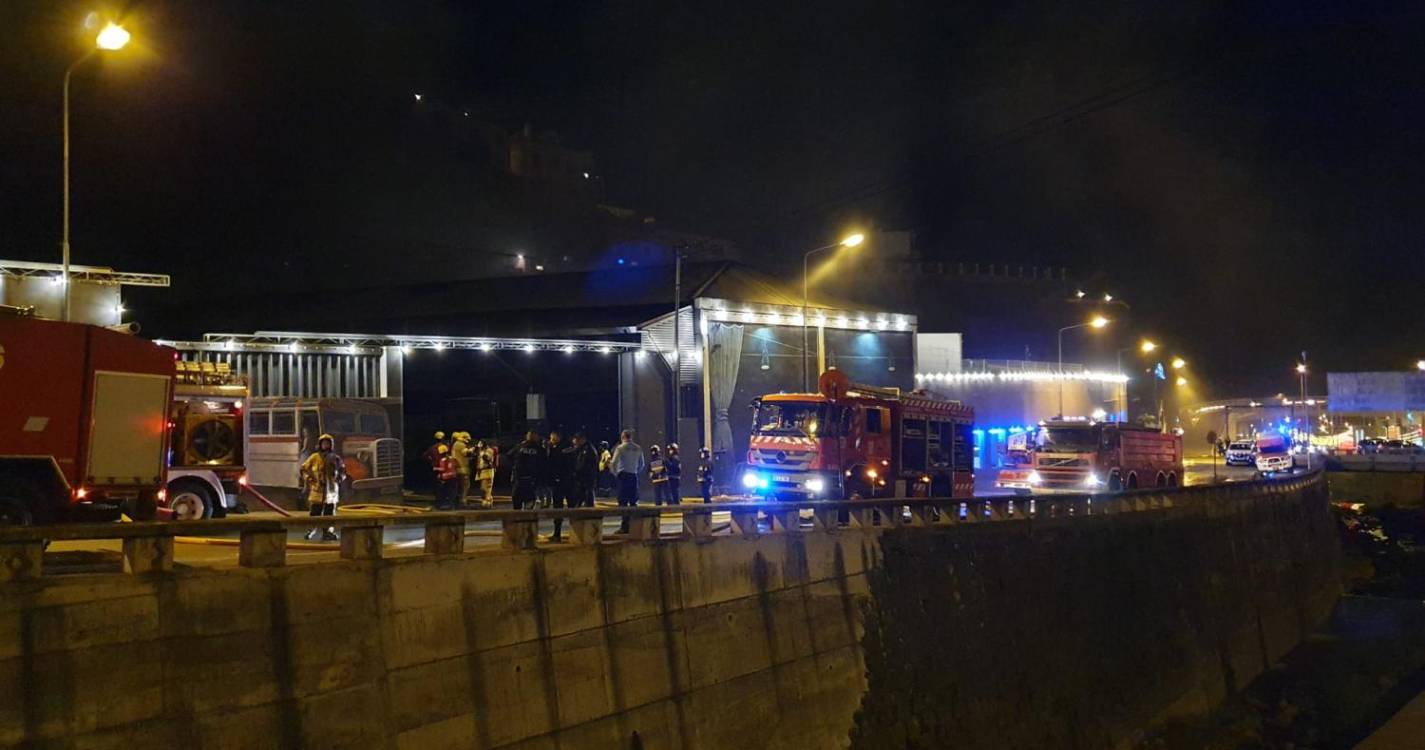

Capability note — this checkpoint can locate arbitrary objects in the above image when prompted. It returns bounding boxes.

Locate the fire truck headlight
[1084,473,1102,488]
[742,472,762,490]
[1028,471,1043,485]
[805,477,825,494]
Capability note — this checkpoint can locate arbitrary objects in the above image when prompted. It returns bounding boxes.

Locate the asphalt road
[41,458,1278,574]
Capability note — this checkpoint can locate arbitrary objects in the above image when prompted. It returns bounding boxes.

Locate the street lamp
[1140,340,1157,353]
[802,233,866,390]
[1057,316,1110,417]
[1417,359,1425,372]
[61,20,131,321]
[1175,376,1188,387]
[1171,357,1186,370]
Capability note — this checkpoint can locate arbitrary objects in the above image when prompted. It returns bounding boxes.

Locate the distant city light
[1075,290,1086,298]
[413,93,423,101]
[582,172,590,179]
[1417,360,1425,371]
[616,258,626,265]
[534,264,545,271]
[1103,293,1113,302]
[1295,363,1308,374]
[1175,376,1188,387]
[1140,340,1157,353]
[1172,357,1186,369]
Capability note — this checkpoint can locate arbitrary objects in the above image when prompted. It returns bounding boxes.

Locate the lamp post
[1057,315,1109,417]
[801,233,864,391]
[1114,339,1156,420]
[62,21,131,321]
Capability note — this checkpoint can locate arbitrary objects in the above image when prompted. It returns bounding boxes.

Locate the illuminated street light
[1140,340,1157,353]
[1075,290,1086,299]
[1103,293,1114,303]
[1417,360,1425,371]
[802,232,868,390]
[1057,316,1111,416]
[61,19,132,321]
[1176,376,1188,387]
[1172,357,1187,370]
[1295,363,1307,374]
[95,23,131,51]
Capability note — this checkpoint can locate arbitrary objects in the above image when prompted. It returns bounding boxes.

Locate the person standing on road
[300,433,345,541]
[510,431,546,511]
[571,432,599,510]
[648,445,668,506]
[597,441,613,497]
[697,447,715,504]
[451,431,472,506]
[476,439,497,507]
[547,430,576,542]
[664,443,682,506]
[433,444,460,510]
[609,430,645,533]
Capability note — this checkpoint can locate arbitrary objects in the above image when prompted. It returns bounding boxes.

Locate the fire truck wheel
[0,479,39,526]
[167,480,214,521]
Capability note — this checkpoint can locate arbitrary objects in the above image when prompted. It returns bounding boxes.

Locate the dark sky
[3,0,1424,396]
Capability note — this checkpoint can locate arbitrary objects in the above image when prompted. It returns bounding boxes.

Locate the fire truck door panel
[88,371,170,485]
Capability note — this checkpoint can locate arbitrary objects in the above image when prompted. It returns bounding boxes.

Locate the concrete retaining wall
[1,477,1338,749]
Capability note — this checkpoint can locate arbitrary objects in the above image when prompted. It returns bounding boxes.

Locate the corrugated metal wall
[177,351,383,398]
[641,307,700,383]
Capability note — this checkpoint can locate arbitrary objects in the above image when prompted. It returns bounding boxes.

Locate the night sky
[3,1,1424,396]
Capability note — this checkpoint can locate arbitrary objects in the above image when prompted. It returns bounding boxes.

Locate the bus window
[321,409,357,435]
[299,410,320,457]
[359,412,389,435]
[902,418,927,471]
[272,410,296,436]
[248,410,271,436]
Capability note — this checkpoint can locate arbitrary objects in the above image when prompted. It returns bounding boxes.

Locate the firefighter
[432,444,458,510]
[664,443,682,506]
[597,440,614,497]
[649,444,668,505]
[300,433,345,541]
[451,431,472,506]
[423,431,448,469]
[697,447,715,504]
[510,430,546,510]
[476,439,497,507]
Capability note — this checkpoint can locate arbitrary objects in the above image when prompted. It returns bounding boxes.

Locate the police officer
[547,429,577,542]
[570,432,599,510]
[509,430,546,510]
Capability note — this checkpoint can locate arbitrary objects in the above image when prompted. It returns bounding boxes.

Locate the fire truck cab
[742,370,975,500]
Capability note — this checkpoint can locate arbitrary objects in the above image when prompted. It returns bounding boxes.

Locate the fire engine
[0,309,173,524]
[165,360,248,519]
[742,370,975,500]
[994,420,1183,494]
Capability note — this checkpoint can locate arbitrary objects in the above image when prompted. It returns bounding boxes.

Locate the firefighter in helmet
[300,433,345,541]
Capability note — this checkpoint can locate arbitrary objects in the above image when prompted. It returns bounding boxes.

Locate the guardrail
[0,471,1324,582]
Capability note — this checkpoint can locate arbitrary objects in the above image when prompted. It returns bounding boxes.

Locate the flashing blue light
[617,258,626,265]
[1009,426,1024,434]
[972,429,985,437]
[988,428,1007,436]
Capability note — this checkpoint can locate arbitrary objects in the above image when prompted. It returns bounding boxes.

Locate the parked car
[1225,440,1256,466]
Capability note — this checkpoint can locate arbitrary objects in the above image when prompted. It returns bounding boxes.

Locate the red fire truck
[165,360,248,519]
[0,310,174,524]
[994,420,1183,494]
[742,370,975,500]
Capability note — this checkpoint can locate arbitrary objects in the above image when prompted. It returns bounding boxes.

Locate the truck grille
[752,448,814,469]
[374,438,403,478]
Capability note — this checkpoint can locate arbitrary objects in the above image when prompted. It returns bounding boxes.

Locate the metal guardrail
[0,471,1323,582]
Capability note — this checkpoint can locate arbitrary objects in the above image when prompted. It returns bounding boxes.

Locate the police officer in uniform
[509,430,546,510]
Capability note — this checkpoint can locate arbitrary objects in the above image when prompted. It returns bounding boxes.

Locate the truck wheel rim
[170,492,205,520]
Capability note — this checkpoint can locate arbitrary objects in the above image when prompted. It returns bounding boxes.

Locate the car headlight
[1028,470,1043,485]
[1084,473,1102,488]
[805,477,825,493]
[742,472,759,489]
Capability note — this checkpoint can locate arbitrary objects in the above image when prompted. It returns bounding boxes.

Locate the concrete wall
[1,478,1339,749]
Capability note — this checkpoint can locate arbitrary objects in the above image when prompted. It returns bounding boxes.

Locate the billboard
[1327,372,1425,413]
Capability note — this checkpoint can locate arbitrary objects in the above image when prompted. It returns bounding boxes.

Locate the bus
[245,398,402,502]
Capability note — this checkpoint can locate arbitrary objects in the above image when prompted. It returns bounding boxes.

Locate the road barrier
[0,470,1323,582]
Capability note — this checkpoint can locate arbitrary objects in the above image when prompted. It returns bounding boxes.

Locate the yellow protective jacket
[300,451,344,504]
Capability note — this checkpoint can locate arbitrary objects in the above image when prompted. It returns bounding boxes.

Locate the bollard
[729,509,760,537]
[684,511,714,539]
[570,518,603,545]
[123,534,174,574]
[238,529,288,568]
[0,540,44,582]
[770,509,801,534]
[423,519,465,555]
[501,518,538,551]
[340,525,384,560]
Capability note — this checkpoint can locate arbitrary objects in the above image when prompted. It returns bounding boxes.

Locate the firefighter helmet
[435,431,446,440]
[437,444,449,455]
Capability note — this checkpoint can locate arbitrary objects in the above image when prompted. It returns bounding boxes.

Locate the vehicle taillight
[238,473,249,486]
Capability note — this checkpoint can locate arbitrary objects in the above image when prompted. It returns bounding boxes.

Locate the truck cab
[995,420,1184,494]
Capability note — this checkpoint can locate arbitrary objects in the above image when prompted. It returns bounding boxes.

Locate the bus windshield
[1035,426,1101,454]
[753,401,834,437]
